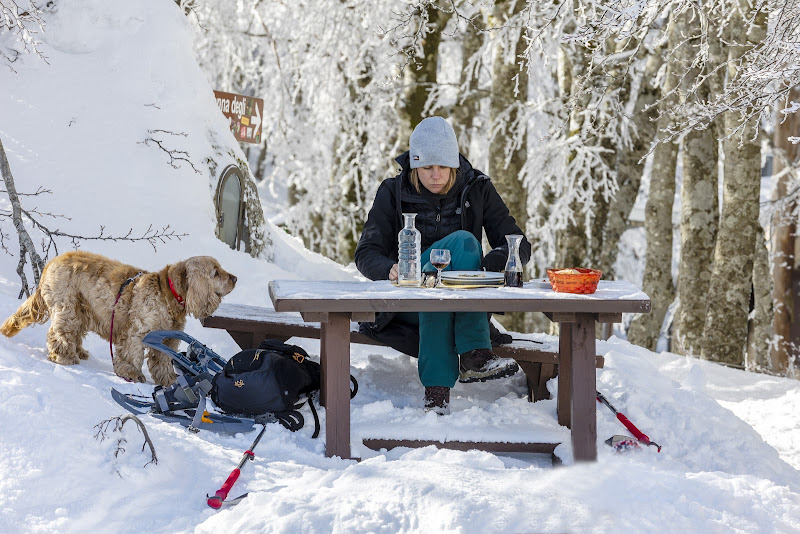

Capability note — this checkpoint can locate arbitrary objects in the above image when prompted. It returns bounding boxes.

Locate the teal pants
[396,230,491,387]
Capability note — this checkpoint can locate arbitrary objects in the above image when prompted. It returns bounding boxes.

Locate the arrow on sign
[253,101,262,138]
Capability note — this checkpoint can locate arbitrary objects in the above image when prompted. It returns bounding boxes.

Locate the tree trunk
[626,17,680,351]
[0,137,46,297]
[397,5,452,143]
[674,11,720,357]
[488,0,527,231]
[700,119,761,365]
[252,145,268,183]
[770,87,800,373]
[747,223,774,369]
[325,60,372,264]
[700,6,767,366]
[488,0,528,333]
[674,122,718,356]
[554,42,590,271]
[451,14,485,158]
[598,48,662,278]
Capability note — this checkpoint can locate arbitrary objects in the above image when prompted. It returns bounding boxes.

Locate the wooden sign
[213,90,263,144]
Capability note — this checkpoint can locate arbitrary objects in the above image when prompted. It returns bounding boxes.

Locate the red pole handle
[616,413,649,443]
[617,413,662,451]
[207,468,241,509]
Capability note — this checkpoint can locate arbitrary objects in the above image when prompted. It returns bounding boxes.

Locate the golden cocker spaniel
[0,250,237,386]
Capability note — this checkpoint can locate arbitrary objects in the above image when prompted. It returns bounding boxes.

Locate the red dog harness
[109,273,186,381]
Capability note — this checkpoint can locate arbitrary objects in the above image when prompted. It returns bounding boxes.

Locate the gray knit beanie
[409,116,460,169]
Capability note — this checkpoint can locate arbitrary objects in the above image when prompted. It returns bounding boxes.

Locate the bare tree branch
[0,138,188,297]
[94,414,158,468]
[139,129,202,173]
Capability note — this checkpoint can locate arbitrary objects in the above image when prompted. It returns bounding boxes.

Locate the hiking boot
[424,386,451,415]
[458,348,519,383]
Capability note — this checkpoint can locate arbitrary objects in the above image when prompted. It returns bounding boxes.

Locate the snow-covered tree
[0,0,48,71]
[184,0,800,373]
[187,0,402,264]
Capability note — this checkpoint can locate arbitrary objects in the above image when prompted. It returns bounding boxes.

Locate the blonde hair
[410,167,459,194]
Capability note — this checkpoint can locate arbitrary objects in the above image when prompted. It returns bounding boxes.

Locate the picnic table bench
[201,303,604,404]
[201,279,650,462]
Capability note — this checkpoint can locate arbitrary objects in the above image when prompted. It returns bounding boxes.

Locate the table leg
[320,312,352,459]
[571,313,597,462]
[557,323,573,428]
[227,330,256,351]
[319,323,328,408]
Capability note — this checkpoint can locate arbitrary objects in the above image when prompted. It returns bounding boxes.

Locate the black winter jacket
[354,151,531,281]
[353,152,531,352]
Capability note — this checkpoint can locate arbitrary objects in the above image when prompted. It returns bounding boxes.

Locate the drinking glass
[429,249,451,288]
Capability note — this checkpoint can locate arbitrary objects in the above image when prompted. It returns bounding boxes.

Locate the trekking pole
[207,424,267,509]
[596,390,661,452]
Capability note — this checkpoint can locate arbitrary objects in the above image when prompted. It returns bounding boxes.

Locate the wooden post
[557,322,573,428]
[320,312,352,459]
[571,313,597,461]
[227,330,255,351]
[319,321,328,408]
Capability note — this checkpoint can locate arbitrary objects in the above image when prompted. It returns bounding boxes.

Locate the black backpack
[210,339,323,433]
[143,332,358,436]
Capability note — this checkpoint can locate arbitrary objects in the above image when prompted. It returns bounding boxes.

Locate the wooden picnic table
[268,279,650,462]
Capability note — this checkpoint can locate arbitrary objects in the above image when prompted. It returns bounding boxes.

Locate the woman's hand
[481,251,507,272]
[389,264,399,281]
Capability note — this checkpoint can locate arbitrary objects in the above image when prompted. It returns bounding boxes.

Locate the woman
[354,116,532,414]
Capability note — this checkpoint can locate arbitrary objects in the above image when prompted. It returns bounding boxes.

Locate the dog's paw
[77,348,90,360]
[49,352,81,365]
[114,366,147,383]
[130,372,147,383]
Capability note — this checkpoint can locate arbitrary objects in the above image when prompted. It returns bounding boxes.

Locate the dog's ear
[169,262,188,293]
[182,257,223,319]
[167,261,191,312]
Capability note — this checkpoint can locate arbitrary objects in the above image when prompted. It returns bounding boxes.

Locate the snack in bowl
[546,267,602,294]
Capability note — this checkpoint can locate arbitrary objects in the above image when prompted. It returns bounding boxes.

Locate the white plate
[440,278,504,287]
[441,279,504,287]
[440,270,504,282]
[439,280,503,289]
[531,278,553,288]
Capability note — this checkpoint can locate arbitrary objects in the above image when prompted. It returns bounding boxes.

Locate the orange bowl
[546,268,602,294]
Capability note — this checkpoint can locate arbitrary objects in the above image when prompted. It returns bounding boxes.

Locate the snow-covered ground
[2,1,800,532]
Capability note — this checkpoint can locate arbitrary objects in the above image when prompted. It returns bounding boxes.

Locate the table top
[269,279,650,314]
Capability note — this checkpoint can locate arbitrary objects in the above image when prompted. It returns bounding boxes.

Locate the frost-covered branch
[0,0,50,71]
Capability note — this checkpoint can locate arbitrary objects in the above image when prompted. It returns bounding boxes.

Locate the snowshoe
[140,330,225,426]
[111,387,263,434]
[111,330,311,435]
[143,330,227,378]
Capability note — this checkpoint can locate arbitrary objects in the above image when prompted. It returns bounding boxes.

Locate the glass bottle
[504,234,524,287]
[397,213,422,286]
